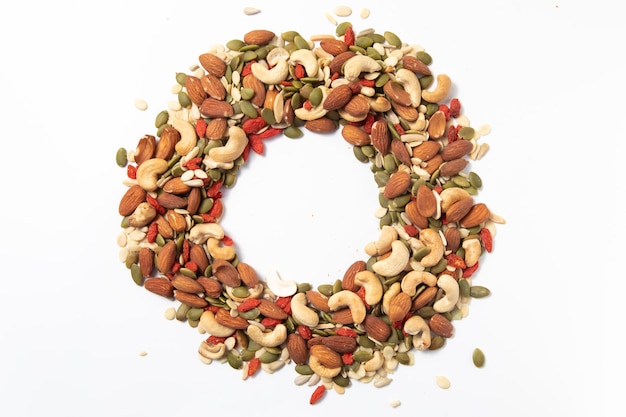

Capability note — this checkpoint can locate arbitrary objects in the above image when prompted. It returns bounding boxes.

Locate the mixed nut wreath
[116,23,502,402]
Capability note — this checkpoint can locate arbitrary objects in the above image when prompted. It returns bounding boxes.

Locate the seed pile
[117,20,503,404]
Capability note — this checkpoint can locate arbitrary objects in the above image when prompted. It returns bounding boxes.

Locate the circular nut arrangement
[117,23,503,403]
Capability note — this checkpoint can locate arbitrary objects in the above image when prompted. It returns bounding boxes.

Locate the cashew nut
[188,223,224,244]
[251,59,289,85]
[421,73,451,103]
[327,290,366,324]
[172,117,197,156]
[136,158,168,192]
[265,270,297,297]
[368,96,392,113]
[127,202,157,228]
[418,228,444,267]
[290,292,319,327]
[354,270,384,306]
[198,341,227,360]
[363,350,385,372]
[225,283,264,303]
[207,126,248,164]
[403,315,431,350]
[266,46,290,66]
[433,275,460,313]
[400,270,437,296]
[289,49,320,79]
[246,323,287,347]
[394,68,422,107]
[206,237,235,260]
[343,54,382,82]
[462,237,481,268]
[294,86,330,121]
[440,187,473,213]
[199,310,235,337]
[372,240,410,277]
[365,225,398,256]
[382,282,401,316]
[309,355,341,378]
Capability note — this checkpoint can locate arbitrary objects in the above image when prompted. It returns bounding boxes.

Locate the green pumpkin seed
[283,125,303,139]
[130,263,143,285]
[375,73,390,88]
[115,147,127,167]
[361,145,376,158]
[227,352,243,369]
[186,307,204,322]
[175,72,187,85]
[261,108,276,125]
[332,279,343,295]
[419,75,433,89]
[458,126,475,140]
[356,36,374,49]
[178,91,191,108]
[238,307,260,320]
[293,35,310,50]
[412,246,431,261]
[348,45,366,55]
[240,87,255,101]
[264,346,282,355]
[297,282,312,293]
[281,31,300,42]
[472,348,485,367]
[396,352,411,365]
[333,374,351,387]
[353,146,368,162]
[308,87,323,107]
[470,286,491,298]
[384,31,402,48]
[178,268,196,279]
[258,351,280,364]
[198,197,214,214]
[353,350,374,363]
[335,21,352,36]
[469,171,483,189]
[155,110,169,128]
[357,335,375,349]
[416,51,432,65]
[452,175,471,188]
[417,306,436,318]
[366,46,382,61]
[226,39,245,51]
[295,364,313,375]
[317,284,334,297]
[231,286,250,298]
[429,335,446,350]
[459,278,471,298]
[240,349,255,361]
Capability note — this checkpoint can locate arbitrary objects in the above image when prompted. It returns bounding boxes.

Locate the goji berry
[449,98,461,118]
[146,194,165,215]
[462,261,479,278]
[394,123,405,135]
[445,253,466,269]
[260,317,282,328]
[206,335,227,345]
[238,298,262,312]
[247,357,261,377]
[172,262,181,273]
[480,227,493,253]
[404,224,419,237]
[240,61,255,77]
[275,296,291,309]
[297,325,312,340]
[309,385,326,405]
[363,113,375,134]
[195,118,207,138]
[127,164,137,179]
[204,305,220,314]
[182,239,190,263]
[242,116,267,135]
[249,135,264,155]
[184,261,198,272]
[208,198,223,218]
[199,214,216,223]
[256,127,282,140]
[183,157,202,170]
[294,63,306,79]
[146,221,158,243]
[359,78,375,88]
[447,125,461,142]
[343,26,355,46]
[356,287,370,309]
[206,180,222,198]
[222,235,234,246]
[438,104,451,120]
[280,80,293,87]
[335,327,358,338]
[342,352,354,365]
[303,100,313,110]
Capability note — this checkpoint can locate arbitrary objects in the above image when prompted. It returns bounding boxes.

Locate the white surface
[0,0,621,416]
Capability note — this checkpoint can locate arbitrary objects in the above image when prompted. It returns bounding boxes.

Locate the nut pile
[116,22,503,403]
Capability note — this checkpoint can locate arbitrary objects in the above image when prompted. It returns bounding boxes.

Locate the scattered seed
[333,5,352,17]
[325,12,337,26]
[360,8,371,19]
[472,348,485,368]
[390,399,401,408]
[164,307,176,320]
[243,7,261,15]
[134,98,148,111]
[436,375,451,389]
[139,350,148,357]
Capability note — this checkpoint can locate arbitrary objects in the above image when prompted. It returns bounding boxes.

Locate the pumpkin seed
[412,246,431,261]
[227,352,243,369]
[472,348,485,367]
[353,146,368,162]
[416,51,432,65]
[395,352,411,365]
[186,307,203,322]
[383,31,402,48]
[176,303,191,321]
[281,31,300,42]
[458,126,475,140]
[293,35,310,50]
[261,108,276,124]
[116,147,127,167]
[333,374,351,387]
[178,91,191,108]
[231,286,249,298]
[130,263,143,285]
[259,351,280,364]
[154,110,169,128]
[353,350,373,363]
[469,171,483,189]
[429,335,446,350]
[458,278,471,297]
[240,349,255,361]
[308,87,323,107]
[198,197,214,214]
[358,335,375,348]
[419,75,433,89]
[336,21,352,36]
[295,364,314,375]
[356,36,373,49]
[226,39,245,51]
[317,284,334,297]
[175,72,186,85]
[238,307,260,320]
[470,285,491,298]
[284,125,304,139]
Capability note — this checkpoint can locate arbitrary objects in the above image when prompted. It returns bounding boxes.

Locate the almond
[304,117,337,134]
[162,177,191,195]
[445,197,474,223]
[341,124,370,146]
[134,135,156,166]
[138,247,154,278]
[411,286,438,310]
[155,214,174,239]
[242,74,266,108]
[286,333,309,365]
[362,314,391,342]
[172,274,205,294]
[320,38,349,56]
[329,51,356,74]
[215,307,249,329]
[155,126,180,160]
[198,53,226,77]
[257,299,288,320]
[204,117,228,140]
[323,84,353,111]
[164,209,186,233]
[383,81,412,107]
[174,290,208,308]
[196,276,223,298]
[370,119,390,155]
[243,29,275,46]
[415,184,437,217]
[190,244,210,274]
[156,240,177,273]
[156,193,187,210]
[429,313,454,338]
[388,292,412,322]
[401,55,432,76]
[236,262,259,288]
[422,154,444,175]
[184,75,206,106]
[427,110,447,140]
[439,158,469,177]
[144,277,174,298]
[310,344,343,368]
[391,139,412,166]
[212,259,241,288]
[119,184,146,216]
[391,101,419,122]
[460,203,490,228]
[186,187,201,215]
[331,308,355,325]
[342,260,365,292]
[200,98,234,118]
[404,201,429,229]
[305,290,331,313]
[442,139,474,161]
[412,140,441,161]
[444,227,461,252]
[321,335,357,353]
[383,170,411,199]
[201,74,226,100]
[342,94,370,120]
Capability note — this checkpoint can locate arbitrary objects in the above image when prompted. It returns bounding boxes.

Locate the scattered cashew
[294,86,330,120]
[372,240,410,277]
[198,341,227,360]
[309,355,341,378]
[343,54,382,82]
[327,290,367,324]
[400,270,437,296]
[199,310,235,337]
[433,275,460,313]
[462,238,482,267]
[365,225,398,256]
[403,316,431,350]
[418,228,445,267]
[289,49,320,78]
[206,237,235,260]
[207,126,248,164]
[246,323,287,347]
[382,282,401,316]
[251,59,289,85]
[136,158,168,192]
[172,117,196,156]
[394,68,422,107]
[188,222,224,244]
[225,283,264,303]
[421,73,451,103]
[363,350,384,372]
[354,270,384,306]
[290,292,319,327]
[265,270,297,297]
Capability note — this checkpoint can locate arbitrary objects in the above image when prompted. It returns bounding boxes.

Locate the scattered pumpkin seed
[470,285,491,298]
[115,147,127,167]
[472,348,485,368]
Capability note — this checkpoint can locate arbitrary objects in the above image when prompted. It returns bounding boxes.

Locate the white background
[0,0,621,415]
